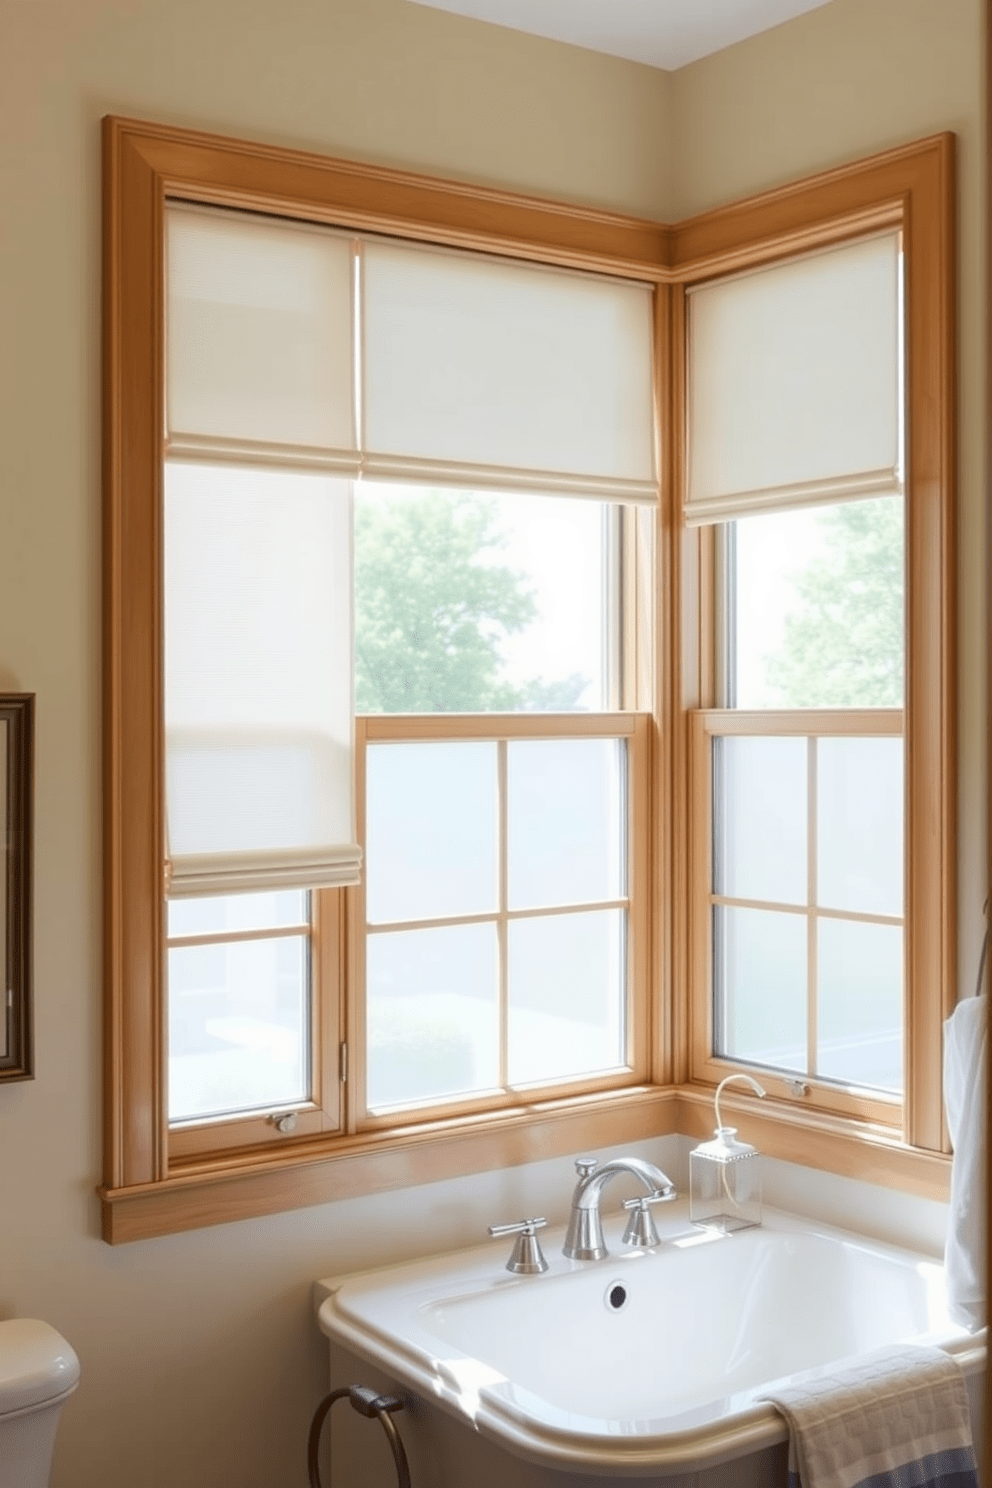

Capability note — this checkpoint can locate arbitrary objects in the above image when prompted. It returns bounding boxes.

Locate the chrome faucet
[563,1156,677,1260]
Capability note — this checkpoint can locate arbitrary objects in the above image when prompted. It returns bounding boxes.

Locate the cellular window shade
[361,241,657,502]
[166,206,357,464]
[164,463,360,897]
[685,233,902,525]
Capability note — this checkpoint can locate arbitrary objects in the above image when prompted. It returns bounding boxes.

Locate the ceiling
[406,0,837,71]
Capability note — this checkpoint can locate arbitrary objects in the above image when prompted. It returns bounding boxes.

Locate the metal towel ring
[307,1384,411,1488]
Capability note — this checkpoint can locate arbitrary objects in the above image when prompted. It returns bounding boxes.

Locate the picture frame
[1,693,34,1081]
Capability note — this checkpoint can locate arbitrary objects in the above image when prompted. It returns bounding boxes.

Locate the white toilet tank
[0,1319,80,1488]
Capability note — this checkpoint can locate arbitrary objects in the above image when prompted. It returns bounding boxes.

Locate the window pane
[715,905,807,1074]
[365,741,496,924]
[354,485,610,713]
[508,910,626,1085]
[168,935,309,1121]
[365,924,498,1109]
[731,498,903,708]
[817,737,903,916]
[507,739,625,909]
[818,918,902,1092]
[714,737,806,905]
[168,890,307,940]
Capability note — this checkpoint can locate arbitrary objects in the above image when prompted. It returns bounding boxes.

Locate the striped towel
[762,1345,978,1488]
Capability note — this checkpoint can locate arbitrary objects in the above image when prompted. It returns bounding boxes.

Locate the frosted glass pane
[167,207,355,450]
[688,234,900,505]
[508,911,626,1085]
[732,499,904,708]
[355,485,610,712]
[363,240,655,484]
[168,934,308,1120]
[715,906,807,1074]
[366,924,498,1109]
[714,737,806,905]
[365,742,496,923]
[508,739,624,909]
[818,737,903,916]
[818,918,902,1092]
[168,891,307,940]
[165,463,353,866]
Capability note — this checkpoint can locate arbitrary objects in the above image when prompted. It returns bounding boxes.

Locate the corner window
[103,118,954,1240]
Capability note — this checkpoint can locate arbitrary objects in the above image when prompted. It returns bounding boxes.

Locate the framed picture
[1,694,34,1081]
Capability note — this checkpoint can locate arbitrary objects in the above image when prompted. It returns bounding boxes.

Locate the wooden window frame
[102,117,954,1242]
[670,137,956,1183]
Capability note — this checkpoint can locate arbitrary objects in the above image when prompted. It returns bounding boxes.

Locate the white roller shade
[361,240,657,502]
[164,462,360,897]
[167,206,358,462]
[686,233,902,525]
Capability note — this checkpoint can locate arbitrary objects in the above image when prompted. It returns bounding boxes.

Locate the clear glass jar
[689,1126,762,1231]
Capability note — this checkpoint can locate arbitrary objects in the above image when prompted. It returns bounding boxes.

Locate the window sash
[348,711,653,1132]
[689,710,904,1129]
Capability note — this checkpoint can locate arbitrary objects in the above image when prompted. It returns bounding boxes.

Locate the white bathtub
[316,1205,985,1480]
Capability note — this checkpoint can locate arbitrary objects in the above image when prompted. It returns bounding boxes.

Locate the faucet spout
[562,1156,677,1261]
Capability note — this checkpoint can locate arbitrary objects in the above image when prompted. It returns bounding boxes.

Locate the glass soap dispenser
[690,1073,766,1232]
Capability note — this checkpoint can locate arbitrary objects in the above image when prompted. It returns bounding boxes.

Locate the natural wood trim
[697,709,903,736]
[688,711,714,1093]
[711,896,902,929]
[690,1053,901,1128]
[669,136,948,279]
[348,719,369,1131]
[674,1086,949,1203]
[901,135,957,1152]
[107,116,673,282]
[100,1077,950,1242]
[103,119,167,1190]
[360,711,640,741]
[101,1085,680,1243]
[169,1107,328,1159]
[667,283,691,1090]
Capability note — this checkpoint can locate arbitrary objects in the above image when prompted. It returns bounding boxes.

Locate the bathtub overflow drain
[605,1282,628,1312]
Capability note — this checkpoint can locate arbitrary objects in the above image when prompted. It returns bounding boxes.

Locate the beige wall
[0,2,983,1486]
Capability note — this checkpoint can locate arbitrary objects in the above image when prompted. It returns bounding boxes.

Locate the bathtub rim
[315,1208,987,1478]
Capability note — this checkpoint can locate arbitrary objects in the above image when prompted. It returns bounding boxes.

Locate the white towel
[943,992,987,1331]
[763,1344,978,1488]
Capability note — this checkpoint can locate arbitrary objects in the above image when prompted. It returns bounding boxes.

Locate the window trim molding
[670,134,956,1158]
[103,117,955,1241]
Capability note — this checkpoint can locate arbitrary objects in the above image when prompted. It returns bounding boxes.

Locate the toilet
[0,1319,80,1487]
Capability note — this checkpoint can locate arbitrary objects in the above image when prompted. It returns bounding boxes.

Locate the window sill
[98,1080,949,1243]
[674,1084,950,1203]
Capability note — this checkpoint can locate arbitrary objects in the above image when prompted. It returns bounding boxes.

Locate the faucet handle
[621,1188,676,1249]
[574,1157,598,1179]
[488,1217,549,1274]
